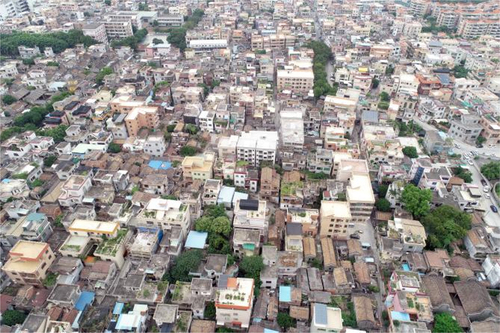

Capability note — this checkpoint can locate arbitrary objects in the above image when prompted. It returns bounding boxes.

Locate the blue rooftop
[26,212,45,221]
[264,329,279,333]
[75,291,95,311]
[314,303,328,325]
[113,302,124,315]
[391,311,410,322]
[2,179,11,183]
[148,160,172,170]
[185,231,208,249]
[279,285,291,302]
[218,186,236,204]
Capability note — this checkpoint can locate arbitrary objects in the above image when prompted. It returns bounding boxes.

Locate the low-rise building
[215,277,254,329]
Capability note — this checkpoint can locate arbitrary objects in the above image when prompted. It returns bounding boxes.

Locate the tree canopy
[277,313,296,329]
[180,145,197,156]
[401,184,432,218]
[453,166,472,183]
[239,256,264,280]
[432,313,463,333]
[2,310,27,326]
[375,198,392,212]
[2,94,16,105]
[195,215,231,237]
[0,30,97,56]
[110,28,148,50]
[167,10,204,51]
[422,205,471,250]
[305,40,338,98]
[480,161,500,180]
[402,146,418,158]
[163,249,203,283]
[108,142,122,153]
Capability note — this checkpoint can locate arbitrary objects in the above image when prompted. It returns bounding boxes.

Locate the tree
[422,205,471,250]
[196,215,231,237]
[204,204,227,218]
[44,155,57,168]
[166,124,176,132]
[104,0,111,5]
[204,301,216,320]
[480,161,500,180]
[371,77,380,89]
[433,313,463,333]
[108,142,122,153]
[401,184,432,218]
[375,198,392,212]
[385,66,394,75]
[239,256,264,280]
[2,310,27,326]
[453,166,472,183]
[95,67,113,85]
[37,125,68,143]
[2,94,16,105]
[476,135,486,146]
[208,233,231,254]
[277,313,296,329]
[180,145,197,156]
[163,249,203,283]
[184,124,198,135]
[402,146,418,158]
[379,184,389,198]
[43,272,58,287]
[380,92,390,102]
[378,101,390,110]
[152,38,163,45]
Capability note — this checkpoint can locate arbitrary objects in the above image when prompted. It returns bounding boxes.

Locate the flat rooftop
[347,173,375,203]
[69,219,119,234]
[216,278,254,309]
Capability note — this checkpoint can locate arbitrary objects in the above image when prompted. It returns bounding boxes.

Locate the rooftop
[69,219,119,235]
[216,277,254,309]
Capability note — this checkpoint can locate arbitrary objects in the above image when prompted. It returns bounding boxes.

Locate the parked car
[491,205,498,213]
[481,179,488,186]
[485,193,491,200]
[468,160,474,166]
[484,186,490,193]
[350,233,360,239]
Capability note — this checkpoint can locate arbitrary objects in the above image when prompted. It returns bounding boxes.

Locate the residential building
[144,135,166,157]
[233,199,268,239]
[346,173,375,222]
[58,175,92,207]
[449,114,482,144]
[310,303,343,333]
[82,23,108,44]
[136,198,191,236]
[482,255,500,288]
[320,201,352,239]
[215,277,254,329]
[182,153,215,181]
[277,69,314,94]
[236,131,279,166]
[2,241,55,285]
[260,167,280,204]
[125,106,160,137]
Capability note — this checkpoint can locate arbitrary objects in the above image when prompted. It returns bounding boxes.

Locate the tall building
[2,240,55,285]
[0,0,29,20]
[125,106,160,137]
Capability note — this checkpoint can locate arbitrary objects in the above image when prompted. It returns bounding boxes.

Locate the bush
[108,142,122,153]
[180,145,197,156]
[402,146,418,158]
[375,198,392,212]
[277,313,296,329]
[1,310,27,326]
[2,94,16,105]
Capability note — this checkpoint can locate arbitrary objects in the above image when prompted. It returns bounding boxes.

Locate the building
[277,69,314,94]
[58,175,92,207]
[320,201,352,239]
[156,15,184,27]
[260,167,280,204]
[215,277,254,329]
[236,131,278,166]
[280,110,305,152]
[482,255,500,288]
[233,199,268,239]
[136,198,191,236]
[310,303,343,333]
[182,153,215,181]
[346,173,375,222]
[449,114,483,144]
[82,23,108,44]
[144,135,166,157]
[125,106,160,137]
[104,19,134,39]
[2,241,55,285]
[188,39,228,50]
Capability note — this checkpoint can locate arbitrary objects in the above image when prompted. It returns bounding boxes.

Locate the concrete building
[320,201,352,239]
[125,106,160,137]
[2,241,55,285]
[144,135,166,157]
[280,110,304,152]
[449,114,483,144]
[310,303,343,333]
[277,69,314,94]
[136,198,191,236]
[482,255,500,288]
[82,23,108,44]
[215,277,254,329]
[104,19,134,39]
[58,175,92,207]
[182,153,215,181]
[236,131,278,166]
[233,199,268,239]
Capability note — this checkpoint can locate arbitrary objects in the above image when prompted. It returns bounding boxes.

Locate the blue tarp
[75,291,95,311]
[148,160,172,170]
[391,311,411,322]
[113,302,124,315]
[185,231,208,249]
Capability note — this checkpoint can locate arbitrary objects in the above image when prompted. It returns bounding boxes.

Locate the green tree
[422,205,471,250]
[47,61,59,67]
[453,166,472,183]
[380,92,390,102]
[277,312,296,329]
[371,77,380,89]
[401,184,432,218]
[37,125,68,143]
[480,161,500,180]
[184,124,198,135]
[204,204,227,218]
[207,233,231,254]
[104,0,111,5]
[375,198,392,212]
[204,301,216,320]
[378,101,390,110]
[476,136,486,146]
[95,67,113,85]
[452,65,468,79]
[166,124,176,132]
[44,155,57,168]
[43,272,58,287]
[239,256,264,280]
[108,142,122,153]
[2,310,27,326]
[402,146,418,158]
[163,249,203,283]
[195,216,231,237]
[433,313,463,333]
[2,94,16,105]
[379,184,389,198]
[152,38,163,45]
[180,145,197,156]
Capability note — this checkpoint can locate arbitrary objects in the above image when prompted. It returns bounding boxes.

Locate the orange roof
[227,277,237,289]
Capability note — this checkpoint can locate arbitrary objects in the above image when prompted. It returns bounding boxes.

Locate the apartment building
[259,167,280,204]
[277,69,314,94]
[7,213,53,243]
[144,135,166,157]
[182,153,215,181]
[58,175,92,207]
[2,241,55,285]
[103,20,134,39]
[449,114,483,144]
[82,23,108,44]
[188,39,228,50]
[68,219,120,239]
[457,19,500,39]
[233,199,268,239]
[280,110,304,152]
[251,34,296,50]
[346,173,375,223]
[320,200,352,239]
[216,277,254,329]
[311,303,343,333]
[480,115,500,145]
[409,0,430,17]
[236,131,279,167]
[136,198,191,236]
[125,106,160,137]
[156,15,184,27]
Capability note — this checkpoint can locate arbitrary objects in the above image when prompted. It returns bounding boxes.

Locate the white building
[144,135,166,157]
[280,110,304,152]
[483,255,500,288]
[215,277,254,329]
[236,131,278,166]
[310,303,343,333]
[188,39,228,50]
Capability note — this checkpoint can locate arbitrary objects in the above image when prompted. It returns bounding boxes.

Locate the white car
[484,186,490,193]
[485,193,491,199]
[468,160,474,165]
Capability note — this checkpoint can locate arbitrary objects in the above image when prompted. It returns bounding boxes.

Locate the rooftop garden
[281,181,303,196]
[95,229,127,256]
